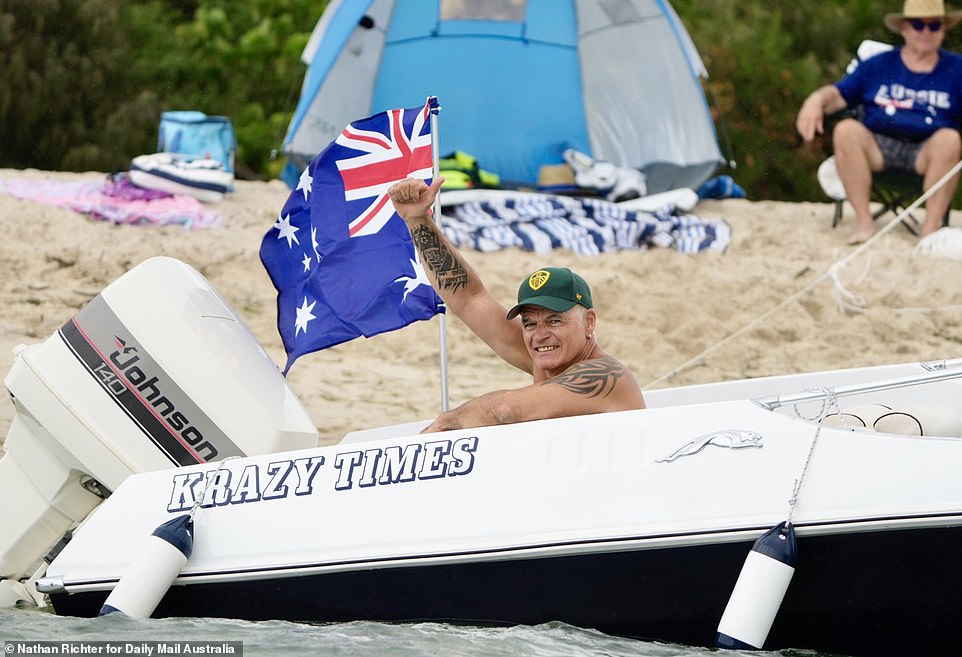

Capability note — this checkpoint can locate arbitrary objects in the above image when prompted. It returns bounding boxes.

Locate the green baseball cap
[506,267,593,319]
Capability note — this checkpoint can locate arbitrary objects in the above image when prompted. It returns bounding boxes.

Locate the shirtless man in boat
[388,177,646,433]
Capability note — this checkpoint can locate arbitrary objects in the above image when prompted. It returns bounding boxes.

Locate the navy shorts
[873,132,922,173]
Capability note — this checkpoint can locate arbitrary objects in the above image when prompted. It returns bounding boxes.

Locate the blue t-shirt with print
[835,47,962,142]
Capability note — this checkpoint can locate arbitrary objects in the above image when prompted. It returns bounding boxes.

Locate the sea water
[0,607,837,657]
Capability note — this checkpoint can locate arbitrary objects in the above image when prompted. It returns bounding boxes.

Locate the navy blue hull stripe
[58,511,962,586]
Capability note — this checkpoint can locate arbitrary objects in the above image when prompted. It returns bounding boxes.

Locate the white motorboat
[2,257,960,657]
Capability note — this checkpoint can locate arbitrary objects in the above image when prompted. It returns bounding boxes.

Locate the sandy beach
[2,168,961,449]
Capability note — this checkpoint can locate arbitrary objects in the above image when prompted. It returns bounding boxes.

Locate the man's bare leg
[833,119,885,244]
[917,128,961,238]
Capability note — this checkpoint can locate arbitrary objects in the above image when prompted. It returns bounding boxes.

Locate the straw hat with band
[506,267,593,320]
[884,0,962,32]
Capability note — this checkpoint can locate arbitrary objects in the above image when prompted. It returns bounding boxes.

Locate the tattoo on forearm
[410,224,469,293]
[546,357,625,398]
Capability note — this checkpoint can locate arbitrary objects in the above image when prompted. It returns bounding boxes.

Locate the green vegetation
[0,0,322,180]
[1,0,958,202]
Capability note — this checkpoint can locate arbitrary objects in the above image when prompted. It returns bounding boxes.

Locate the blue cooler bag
[158,111,236,176]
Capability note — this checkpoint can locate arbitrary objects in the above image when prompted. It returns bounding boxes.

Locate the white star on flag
[297,168,313,201]
[294,296,316,335]
[396,251,433,302]
[273,213,300,248]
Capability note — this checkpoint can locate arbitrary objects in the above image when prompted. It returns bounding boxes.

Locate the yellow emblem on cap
[528,270,550,290]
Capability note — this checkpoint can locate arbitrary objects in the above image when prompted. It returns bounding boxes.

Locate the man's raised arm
[388,178,532,373]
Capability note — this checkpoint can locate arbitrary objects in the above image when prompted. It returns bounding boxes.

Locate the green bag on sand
[438,150,500,189]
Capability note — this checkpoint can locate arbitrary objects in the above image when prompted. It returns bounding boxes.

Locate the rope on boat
[786,387,837,525]
[715,387,838,650]
[190,456,240,520]
[646,159,962,389]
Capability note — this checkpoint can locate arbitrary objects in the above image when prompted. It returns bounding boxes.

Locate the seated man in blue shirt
[796,0,962,244]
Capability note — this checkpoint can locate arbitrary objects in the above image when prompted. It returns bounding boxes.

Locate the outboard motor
[0,257,318,605]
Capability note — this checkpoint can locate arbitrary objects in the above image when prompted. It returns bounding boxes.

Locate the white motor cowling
[0,256,318,603]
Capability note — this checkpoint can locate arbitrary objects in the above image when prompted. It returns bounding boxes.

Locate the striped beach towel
[440,194,730,255]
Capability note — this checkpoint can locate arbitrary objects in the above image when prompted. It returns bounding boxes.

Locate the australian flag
[260,99,445,374]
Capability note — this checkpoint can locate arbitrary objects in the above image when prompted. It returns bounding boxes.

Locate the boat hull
[48,522,962,657]
[35,358,962,657]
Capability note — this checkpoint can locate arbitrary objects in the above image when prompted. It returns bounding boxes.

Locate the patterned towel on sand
[0,177,223,230]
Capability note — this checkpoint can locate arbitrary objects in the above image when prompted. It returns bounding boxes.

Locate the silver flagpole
[428,97,450,411]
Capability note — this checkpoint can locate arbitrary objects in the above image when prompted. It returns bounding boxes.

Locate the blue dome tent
[281,0,724,194]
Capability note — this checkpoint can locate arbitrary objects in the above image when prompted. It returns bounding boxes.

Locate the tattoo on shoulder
[410,224,469,293]
[546,357,625,399]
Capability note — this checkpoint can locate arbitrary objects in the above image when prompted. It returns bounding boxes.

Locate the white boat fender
[715,521,798,650]
[98,514,193,618]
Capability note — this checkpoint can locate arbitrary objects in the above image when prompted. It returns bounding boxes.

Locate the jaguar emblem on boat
[656,429,763,463]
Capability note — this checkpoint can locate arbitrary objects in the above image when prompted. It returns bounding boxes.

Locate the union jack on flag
[260,98,444,374]
[338,106,433,237]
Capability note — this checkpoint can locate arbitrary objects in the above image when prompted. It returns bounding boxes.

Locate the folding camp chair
[821,158,949,235]
[868,169,950,234]
[817,40,952,235]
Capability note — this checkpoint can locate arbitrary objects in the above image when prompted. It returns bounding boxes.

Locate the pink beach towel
[0,177,224,230]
